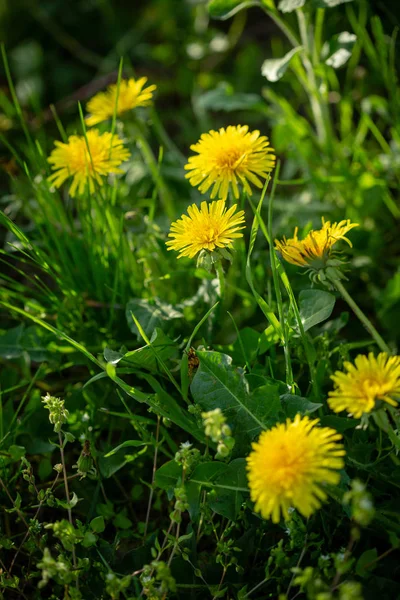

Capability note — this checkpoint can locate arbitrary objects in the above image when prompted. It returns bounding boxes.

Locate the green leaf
[8,445,26,461]
[261,47,302,82]
[90,516,105,533]
[278,0,305,12]
[208,459,248,519]
[126,298,183,340]
[82,531,97,548]
[319,416,358,433]
[113,512,133,530]
[299,289,336,332]
[104,440,148,458]
[197,82,263,113]
[207,0,261,20]
[0,324,23,358]
[280,394,322,418]
[155,460,182,491]
[322,31,357,69]
[356,548,378,577]
[122,329,179,372]
[188,459,249,520]
[191,351,279,447]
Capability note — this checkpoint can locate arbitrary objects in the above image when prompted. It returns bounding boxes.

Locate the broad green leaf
[104,440,149,458]
[261,46,302,82]
[155,460,182,491]
[191,351,280,446]
[278,0,305,12]
[82,531,97,548]
[322,32,357,69]
[320,416,358,433]
[104,329,178,372]
[207,0,261,20]
[280,394,322,418]
[0,324,23,359]
[98,445,147,479]
[126,298,183,339]
[208,459,248,520]
[356,548,378,577]
[90,516,105,533]
[229,327,260,367]
[299,289,336,332]
[197,82,263,113]
[188,459,248,520]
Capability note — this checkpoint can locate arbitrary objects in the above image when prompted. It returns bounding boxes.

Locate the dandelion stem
[130,121,175,219]
[332,278,391,354]
[215,261,226,303]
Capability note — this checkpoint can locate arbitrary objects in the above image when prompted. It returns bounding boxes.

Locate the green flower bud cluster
[174,441,200,471]
[343,479,375,527]
[140,560,176,598]
[37,547,74,589]
[170,486,189,524]
[41,393,69,433]
[105,572,131,599]
[201,408,235,458]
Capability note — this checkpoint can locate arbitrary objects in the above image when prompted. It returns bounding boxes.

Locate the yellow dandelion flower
[184,125,275,201]
[166,199,245,259]
[275,218,359,269]
[246,414,345,523]
[85,77,157,126]
[47,129,130,197]
[328,353,400,418]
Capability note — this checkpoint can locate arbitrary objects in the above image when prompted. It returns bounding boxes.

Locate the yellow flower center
[215,147,245,170]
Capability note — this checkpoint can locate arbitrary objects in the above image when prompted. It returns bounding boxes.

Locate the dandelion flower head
[246,414,345,523]
[47,129,130,197]
[85,77,157,126]
[166,199,245,259]
[184,125,275,202]
[328,352,400,418]
[275,218,359,269]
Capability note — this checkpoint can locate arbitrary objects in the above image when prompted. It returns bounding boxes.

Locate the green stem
[267,166,294,392]
[131,121,175,220]
[215,261,226,303]
[296,9,328,145]
[332,278,391,354]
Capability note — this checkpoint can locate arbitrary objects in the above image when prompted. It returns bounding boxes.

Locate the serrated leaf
[190,351,280,447]
[299,289,336,331]
[280,394,322,418]
[208,458,248,519]
[0,324,24,359]
[197,82,263,113]
[126,298,183,340]
[278,0,305,12]
[261,46,302,82]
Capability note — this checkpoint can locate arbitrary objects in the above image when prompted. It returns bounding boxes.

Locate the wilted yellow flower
[85,77,157,126]
[275,219,359,268]
[47,130,130,197]
[184,125,275,201]
[328,353,400,418]
[166,199,245,259]
[246,414,345,523]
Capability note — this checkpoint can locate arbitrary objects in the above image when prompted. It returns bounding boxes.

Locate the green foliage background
[0,0,400,598]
